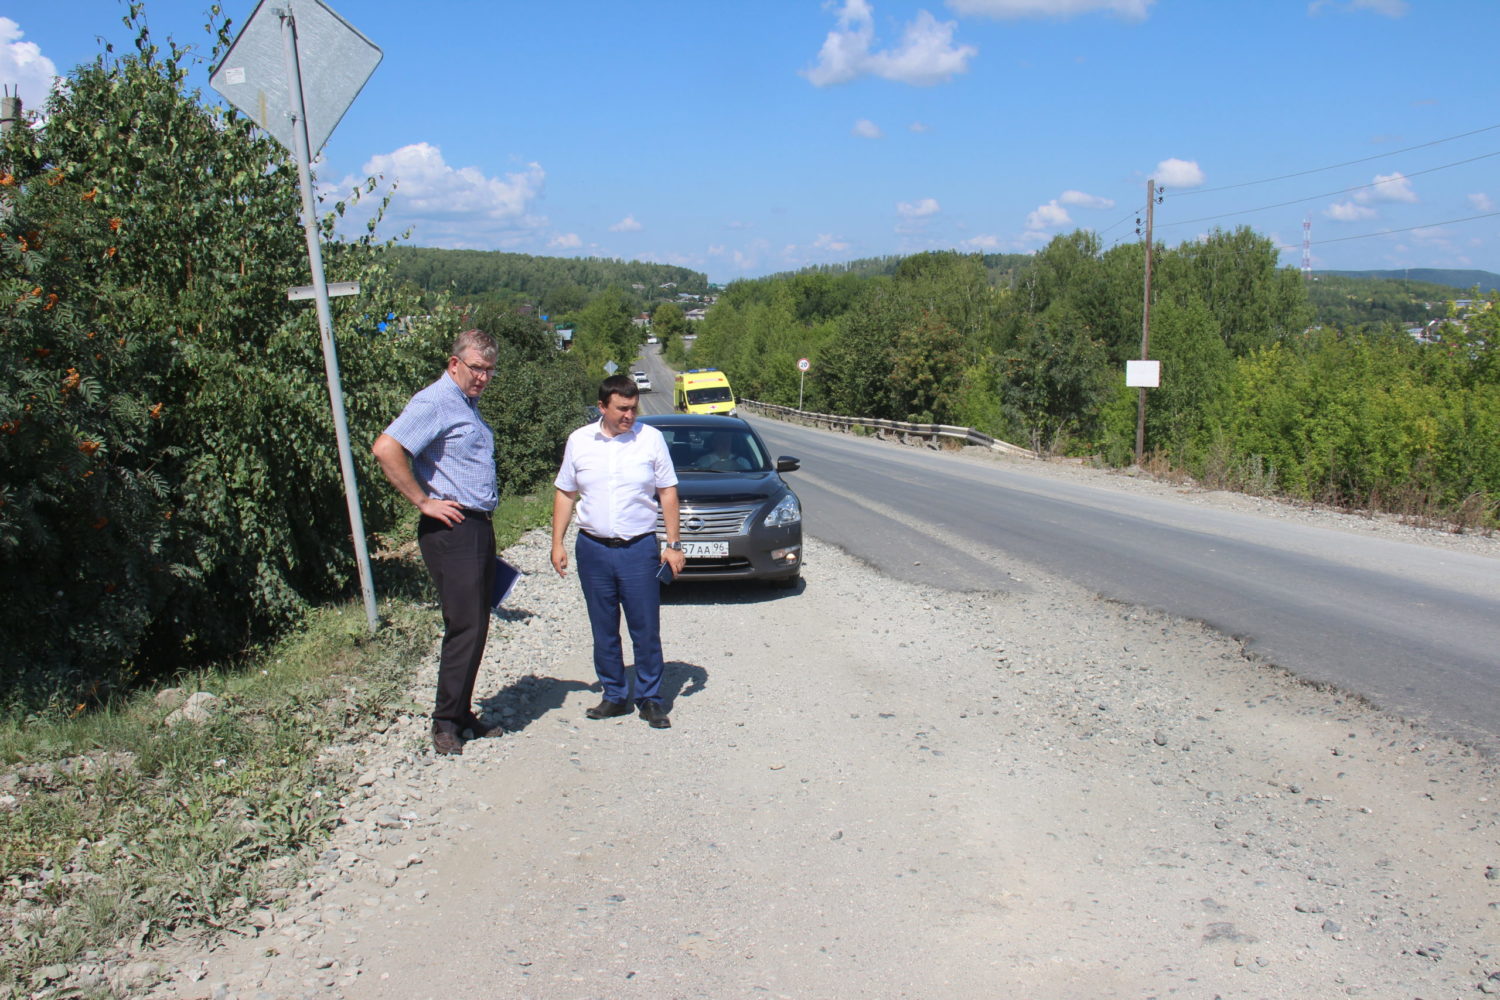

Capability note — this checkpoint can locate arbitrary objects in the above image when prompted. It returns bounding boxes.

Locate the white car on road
[632,370,653,392]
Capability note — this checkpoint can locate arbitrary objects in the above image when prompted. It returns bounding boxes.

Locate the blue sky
[4,0,1497,284]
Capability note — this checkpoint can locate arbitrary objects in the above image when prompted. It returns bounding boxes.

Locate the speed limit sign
[797,358,810,371]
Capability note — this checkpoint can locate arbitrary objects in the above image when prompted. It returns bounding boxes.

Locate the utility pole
[1134,178,1156,467]
[0,86,20,137]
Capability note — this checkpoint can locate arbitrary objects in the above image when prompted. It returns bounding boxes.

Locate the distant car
[640,414,801,587]
[632,370,652,392]
[646,336,658,345]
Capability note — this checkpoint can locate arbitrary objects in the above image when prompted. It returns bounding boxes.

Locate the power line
[1173,122,1500,198]
[1142,210,1500,265]
[1159,150,1500,230]
[1283,209,1500,251]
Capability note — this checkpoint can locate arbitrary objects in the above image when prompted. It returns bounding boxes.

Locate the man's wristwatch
[664,541,684,551]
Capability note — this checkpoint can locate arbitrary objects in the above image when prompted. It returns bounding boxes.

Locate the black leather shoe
[431,721,464,755]
[638,701,671,729]
[586,699,632,720]
[458,713,497,739]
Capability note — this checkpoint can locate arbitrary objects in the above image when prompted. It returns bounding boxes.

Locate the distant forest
[1316,268,1500,293]
[388,245,1495,335]
[386,246,710,319]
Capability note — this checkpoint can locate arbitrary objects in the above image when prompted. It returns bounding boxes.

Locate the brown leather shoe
[431,722,464,755]
[586,699,632,720]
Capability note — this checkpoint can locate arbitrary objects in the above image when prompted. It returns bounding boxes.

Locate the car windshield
[685,386,732,405]
[659,427,769,472]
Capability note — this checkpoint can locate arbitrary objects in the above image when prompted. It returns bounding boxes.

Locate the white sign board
[210,0,382,156]
[1126,360,1161,388]
[797,357,810,372]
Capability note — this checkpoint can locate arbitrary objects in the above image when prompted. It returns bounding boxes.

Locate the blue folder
[491,557,521,608]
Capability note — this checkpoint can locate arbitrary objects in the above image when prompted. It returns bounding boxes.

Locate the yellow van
[673,369,736,416]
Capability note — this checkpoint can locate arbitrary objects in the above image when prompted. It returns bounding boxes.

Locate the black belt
[580,530,653,548]
[459,508,491,520]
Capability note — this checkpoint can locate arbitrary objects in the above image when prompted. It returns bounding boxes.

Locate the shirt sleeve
[383,397,441,456]
[554,433,579,492]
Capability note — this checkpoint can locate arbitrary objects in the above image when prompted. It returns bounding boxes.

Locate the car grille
[656,502,758,538]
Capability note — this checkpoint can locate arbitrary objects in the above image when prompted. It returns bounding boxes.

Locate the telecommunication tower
[1301,217,1312,277]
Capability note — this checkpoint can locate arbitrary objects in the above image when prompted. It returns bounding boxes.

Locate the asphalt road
[743,411,1500,757]
[630,342,1500,750]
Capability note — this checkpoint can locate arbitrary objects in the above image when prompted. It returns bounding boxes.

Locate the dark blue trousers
[575,532,664,705]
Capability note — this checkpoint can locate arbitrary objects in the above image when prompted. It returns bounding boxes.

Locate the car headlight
[764,493,801,527]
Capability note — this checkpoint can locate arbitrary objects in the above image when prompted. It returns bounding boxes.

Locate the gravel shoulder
[148,463,1500,1000]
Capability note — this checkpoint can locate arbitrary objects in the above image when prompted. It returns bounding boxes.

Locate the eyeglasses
[459,358,495,379]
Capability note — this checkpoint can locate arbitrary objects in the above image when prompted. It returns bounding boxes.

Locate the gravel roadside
[146,461,1500,1000]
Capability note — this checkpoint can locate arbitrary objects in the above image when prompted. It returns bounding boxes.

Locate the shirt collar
[593,423,637,442]
[440,370,478,409]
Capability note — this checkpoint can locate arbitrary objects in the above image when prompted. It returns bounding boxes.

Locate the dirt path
[148,507,1500,999]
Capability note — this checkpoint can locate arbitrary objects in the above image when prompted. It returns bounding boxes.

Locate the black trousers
[417,514,496,723]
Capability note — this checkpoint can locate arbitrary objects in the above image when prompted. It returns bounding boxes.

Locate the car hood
[672,471,787,503]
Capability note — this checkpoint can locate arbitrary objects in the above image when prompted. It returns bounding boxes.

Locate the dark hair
[598,373,640,405]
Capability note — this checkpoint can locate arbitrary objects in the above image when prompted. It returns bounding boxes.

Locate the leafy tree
[0,8,443,702]
[888,312,969,424]
[650,301,688,353]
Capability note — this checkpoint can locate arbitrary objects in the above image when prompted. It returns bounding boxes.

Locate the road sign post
[211,0,383,633]
[797,357,809,410]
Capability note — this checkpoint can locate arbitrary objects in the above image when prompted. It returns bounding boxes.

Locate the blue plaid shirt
[382,373,497,512]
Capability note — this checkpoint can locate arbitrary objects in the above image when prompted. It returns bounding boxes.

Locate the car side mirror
[776,456,800,473]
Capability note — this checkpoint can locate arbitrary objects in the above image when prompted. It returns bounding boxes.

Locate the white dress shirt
[555,421,677,539]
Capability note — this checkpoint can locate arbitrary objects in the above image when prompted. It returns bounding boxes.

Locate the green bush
[0,12,444,705]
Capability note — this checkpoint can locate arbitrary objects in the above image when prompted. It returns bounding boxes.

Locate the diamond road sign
[210,0,381,156]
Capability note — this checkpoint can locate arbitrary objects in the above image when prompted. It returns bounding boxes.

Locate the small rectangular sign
[287,281,360,301]
[1126,360,1161,387]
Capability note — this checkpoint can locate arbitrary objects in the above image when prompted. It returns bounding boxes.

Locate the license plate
[682,541,728,558]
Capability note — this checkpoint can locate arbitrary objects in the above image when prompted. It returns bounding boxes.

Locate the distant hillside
[1317,268,1500,293]
[387,246,709,314]
[764,251,1033,289]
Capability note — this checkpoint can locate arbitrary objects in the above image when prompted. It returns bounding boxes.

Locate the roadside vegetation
[682,240,1499,532]
[0,493,550,998]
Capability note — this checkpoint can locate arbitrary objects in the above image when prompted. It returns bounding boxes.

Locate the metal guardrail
[739,399,1037,459]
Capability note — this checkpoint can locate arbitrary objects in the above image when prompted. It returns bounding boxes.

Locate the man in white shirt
[551,375,687,728]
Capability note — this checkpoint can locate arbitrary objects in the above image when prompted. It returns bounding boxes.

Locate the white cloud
[852,118,884,139]
[344,143,546,245]
[1026,200,1071,230]
[1058,189,1115,209]
[946,0,1154,19]
[1308,0,1408,16]
[1355,171,1417,204]
[549,233,582,249]
[909,120,931,133]
[1469,193,1495,212]
[804,0,977,87]
[0,17,59,111]
[962,234,1002,250]
[813,233,853,252]
[1324,201,1376,222]
[1152,158,1205,188]
[609,215,643,232]
[897,197,941,219]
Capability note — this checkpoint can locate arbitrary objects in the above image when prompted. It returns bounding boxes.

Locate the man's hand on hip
[418,497,465,526]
